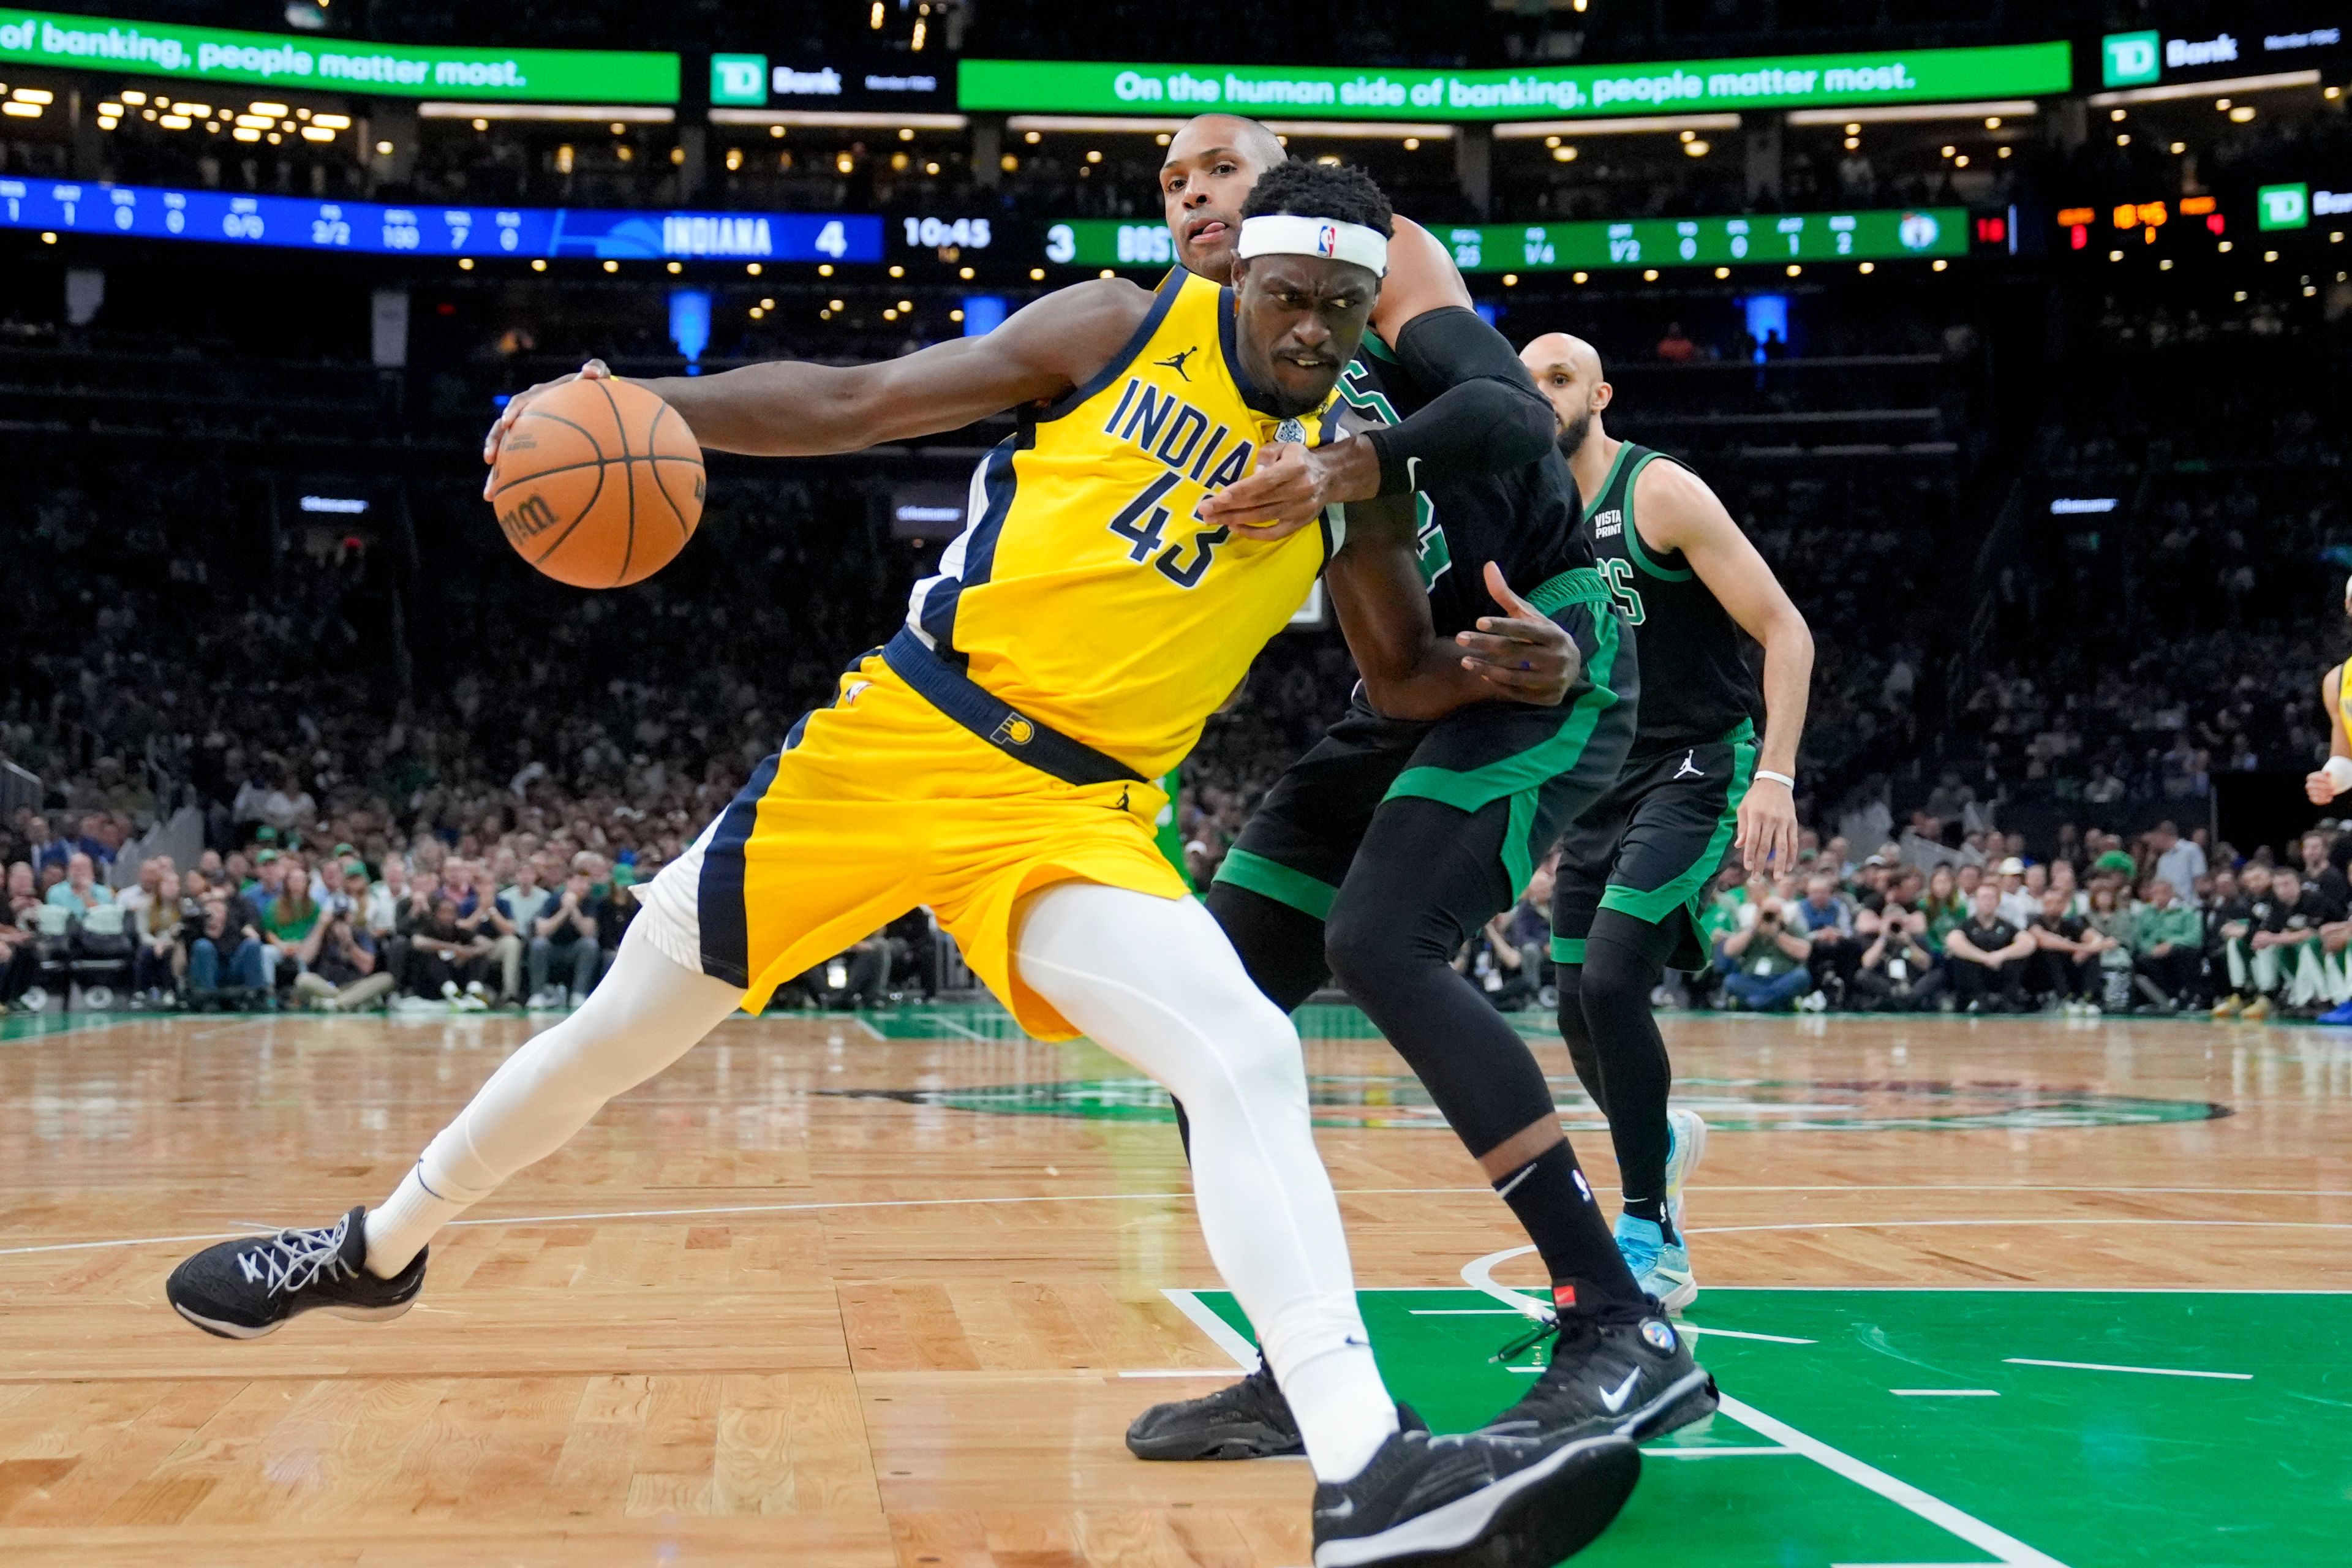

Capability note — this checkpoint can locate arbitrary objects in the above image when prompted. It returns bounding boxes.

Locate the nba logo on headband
[1234,214,1390,277]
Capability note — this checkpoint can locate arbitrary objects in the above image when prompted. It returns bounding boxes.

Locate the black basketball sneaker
[1312,1406,1640,1568]
[1126,1354,1305,1460]
[1482,1302,1717,1445]
[166,1205,426,1339]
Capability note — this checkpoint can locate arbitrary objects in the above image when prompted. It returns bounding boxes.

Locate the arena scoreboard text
[0,179,883,262]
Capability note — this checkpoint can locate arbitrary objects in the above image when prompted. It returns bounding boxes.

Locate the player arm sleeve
[1359,306,1559,497]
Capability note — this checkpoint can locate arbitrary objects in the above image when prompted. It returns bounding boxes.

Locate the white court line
[1721,1394,2070,1568]
[914,1012,989,1041]
[853,1016,886,1040]
[1680,1325,1818,1345]
[2004,1357,2250,1381]
[1691,1184,2352,1199]
[1117,1368,1245,1379]
[1693,1218,2352,1236]
[0,1185,1496,1259]
[1161,1287,1262,1372]
[1650,1446,1796,1458]
[1892,1389,2000,1397]
[1409,1308,1525,1316]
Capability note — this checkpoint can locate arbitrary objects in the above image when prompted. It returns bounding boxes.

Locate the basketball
[488,375,704,589]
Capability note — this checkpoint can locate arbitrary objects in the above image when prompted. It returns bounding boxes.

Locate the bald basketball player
[1521,332,1812,1310]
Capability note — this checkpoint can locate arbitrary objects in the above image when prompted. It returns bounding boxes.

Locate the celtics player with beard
[1518,333,1812,1312]
[1126,118,1717,1472]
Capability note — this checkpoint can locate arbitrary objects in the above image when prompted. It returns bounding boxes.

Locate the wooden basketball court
[2,1005,2345,1566]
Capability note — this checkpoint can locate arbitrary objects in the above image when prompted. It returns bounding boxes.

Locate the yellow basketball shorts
[635,653,1186,1038]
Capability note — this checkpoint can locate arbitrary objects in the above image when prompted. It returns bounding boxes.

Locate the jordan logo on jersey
[1591,508,1624,538]
[1153,347,1197,381]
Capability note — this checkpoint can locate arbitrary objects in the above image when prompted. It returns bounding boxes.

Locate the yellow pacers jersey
[904,268,1342,777]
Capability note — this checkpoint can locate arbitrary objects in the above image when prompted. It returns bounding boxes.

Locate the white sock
[1013,881,1395,1484]
[361,922,742,1279]
[363,1164,475,1278]
[1276,1341,1400,1483]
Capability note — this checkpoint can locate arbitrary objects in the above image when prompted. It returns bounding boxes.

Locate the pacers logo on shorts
[499,492,561,543]
[990,713,1036,747]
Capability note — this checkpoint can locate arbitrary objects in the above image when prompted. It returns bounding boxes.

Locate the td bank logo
[711,53,767,106]
[2101,30,2161,88]
[2259,183,2310,231]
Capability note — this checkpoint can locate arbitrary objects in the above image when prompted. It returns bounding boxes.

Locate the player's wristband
[2326,756,2352,794]
[1755,769,1796,790]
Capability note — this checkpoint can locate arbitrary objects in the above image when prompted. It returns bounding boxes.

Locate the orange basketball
[488,375,704,589]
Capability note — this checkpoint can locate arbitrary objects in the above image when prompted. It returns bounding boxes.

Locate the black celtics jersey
[1332,341,1592,638]
[1584,441,1760,751]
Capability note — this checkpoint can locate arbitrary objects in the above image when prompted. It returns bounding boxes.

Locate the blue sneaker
[2320,1001,2352,1027]
[1662,1108,1708,1232]
[1613,1214,1697,1314]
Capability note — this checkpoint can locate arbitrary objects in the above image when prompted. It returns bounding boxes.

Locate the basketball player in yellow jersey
[163,162,1640,1568]
[2307,576,2352,811]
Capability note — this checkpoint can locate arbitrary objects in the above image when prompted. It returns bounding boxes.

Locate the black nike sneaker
[1126,1354,1305,1460]
[1482,1302,1718,1446]
[1312,1406,1640,1568]
[166,1205,426,1340]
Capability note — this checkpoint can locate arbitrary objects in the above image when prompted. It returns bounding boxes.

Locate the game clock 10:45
[899,216,993,252]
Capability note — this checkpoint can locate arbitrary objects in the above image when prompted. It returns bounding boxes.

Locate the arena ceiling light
[1494,114,1739,139]
[2087,70,2321,107]
[1786,100,2038,125]
[712,108,968,130]
[417,102,675,123]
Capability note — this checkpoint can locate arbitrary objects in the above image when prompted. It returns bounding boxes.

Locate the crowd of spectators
[1457,816,2352,1024]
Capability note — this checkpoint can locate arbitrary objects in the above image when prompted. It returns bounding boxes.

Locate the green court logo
[829,1074,2230,1132]
[711,52,767,105]
[2258,183,2310,231]
[2101,31,2162,88]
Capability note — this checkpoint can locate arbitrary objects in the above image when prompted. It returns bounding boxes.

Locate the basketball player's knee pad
[1581,910,1672,1016]
[1554,968,1592,1054]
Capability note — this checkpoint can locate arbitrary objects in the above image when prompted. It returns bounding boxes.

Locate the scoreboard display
[0,178,883,263]
[1035,208,1969,273]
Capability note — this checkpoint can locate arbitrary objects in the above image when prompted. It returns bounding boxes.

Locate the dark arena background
[0,2,2348,1564]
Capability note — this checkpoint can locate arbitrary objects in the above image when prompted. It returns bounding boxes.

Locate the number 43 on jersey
[1106,473,1229,589]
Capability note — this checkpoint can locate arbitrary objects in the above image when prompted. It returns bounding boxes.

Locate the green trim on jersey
[1550,935,1588,964]
[1615,449,1695,582]
[1151,767,1191,890]
[1384,608,1623,895]
[1526,565,1611,614]
[1214,846,1339,920]
[1596,718,1758,926]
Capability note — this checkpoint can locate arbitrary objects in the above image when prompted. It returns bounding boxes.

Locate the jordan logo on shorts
[1675,750,1703,780]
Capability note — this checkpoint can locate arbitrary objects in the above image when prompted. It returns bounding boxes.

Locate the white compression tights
[363,882,1393,1482]
[1014,882,1395,1480]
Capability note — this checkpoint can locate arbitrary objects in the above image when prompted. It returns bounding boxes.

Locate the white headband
[1235,213,1388,277]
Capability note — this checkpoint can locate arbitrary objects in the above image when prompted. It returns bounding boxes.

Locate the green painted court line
[1164,1284,2352,1566]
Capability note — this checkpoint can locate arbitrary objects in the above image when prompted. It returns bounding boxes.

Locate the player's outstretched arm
[1326,497,1579,722]
[1638,459,1814,870]
[1201,222,1556,537]
[483,279,1150,474]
